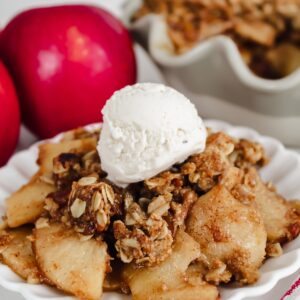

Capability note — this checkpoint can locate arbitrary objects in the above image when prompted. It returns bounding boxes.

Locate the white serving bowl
[123,0,300,146]
[1,120,300,300]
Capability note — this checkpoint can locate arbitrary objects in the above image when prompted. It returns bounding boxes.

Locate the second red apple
[0,5,137,138]
[0,61,20,166]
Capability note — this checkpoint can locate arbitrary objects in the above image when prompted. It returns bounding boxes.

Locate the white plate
[0,120,300,300]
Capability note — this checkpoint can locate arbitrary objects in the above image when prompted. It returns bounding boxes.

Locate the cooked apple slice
[0,226,40,283]
[33,223,108,300]
[248,168,300,244]
[6,175,55,228]
[146,284,220,300]
[6,137,97,228]
[123,230,219,300]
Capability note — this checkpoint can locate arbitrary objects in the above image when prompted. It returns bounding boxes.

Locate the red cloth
[282,276,300,300]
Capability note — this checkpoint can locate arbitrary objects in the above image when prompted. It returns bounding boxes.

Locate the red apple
[0,5,136,138]
[0,61,20,166]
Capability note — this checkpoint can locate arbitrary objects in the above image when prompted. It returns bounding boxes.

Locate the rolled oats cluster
[112,181,200,266]
[114,193,173,266]
[144,173,199,233]
[133,0,300,78]
[68,179,122,236]
[180,132,269,193]
[229,138,269,169]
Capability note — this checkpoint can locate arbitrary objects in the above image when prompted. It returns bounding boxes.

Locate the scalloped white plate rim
[0,119,300,300]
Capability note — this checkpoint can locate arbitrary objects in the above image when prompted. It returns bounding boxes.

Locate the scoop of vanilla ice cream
[98,83,206,186]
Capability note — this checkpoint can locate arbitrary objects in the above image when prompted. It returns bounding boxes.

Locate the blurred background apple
[0,5,136,138]
[0,61,20,166]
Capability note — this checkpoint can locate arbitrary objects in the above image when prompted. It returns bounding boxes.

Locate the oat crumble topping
[39,128,300,272]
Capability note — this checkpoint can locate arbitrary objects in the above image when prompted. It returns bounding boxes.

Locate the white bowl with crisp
[123,0,300,147]
[1,120,300,300]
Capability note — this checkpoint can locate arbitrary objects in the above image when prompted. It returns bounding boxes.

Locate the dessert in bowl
[124,0,300,146]
[0,83,300,300]
[131,0,300,80]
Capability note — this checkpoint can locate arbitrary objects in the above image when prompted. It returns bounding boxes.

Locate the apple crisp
[133,0,300,79]
[1,127,300,300]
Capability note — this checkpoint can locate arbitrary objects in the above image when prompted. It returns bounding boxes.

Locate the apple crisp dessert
[0,127,299,300]
[133,0,300,79]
